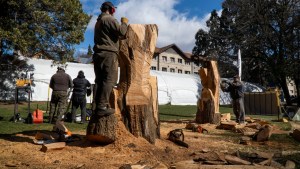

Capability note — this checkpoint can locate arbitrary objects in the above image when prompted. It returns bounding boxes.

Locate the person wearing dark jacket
[49,66,73,123]
[71,70,91,123]
[221,75,245,124]
[93,1,128,116]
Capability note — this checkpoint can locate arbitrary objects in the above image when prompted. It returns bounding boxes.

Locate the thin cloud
[84,0,211,52]
[78,48,88,54]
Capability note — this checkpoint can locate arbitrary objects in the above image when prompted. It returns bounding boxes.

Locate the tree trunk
[279,76,291,105]
[118,24,160,144]
[87,24,160,144]
[196,61,220,124]
[294,77,300,106]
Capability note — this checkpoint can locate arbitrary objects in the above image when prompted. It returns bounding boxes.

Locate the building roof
[155,44,192,60]
[184,52,192,59]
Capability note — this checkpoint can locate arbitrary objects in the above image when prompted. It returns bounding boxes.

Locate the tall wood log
[118,24,160,144]
[87,24,160,144]
[196,61,220,124]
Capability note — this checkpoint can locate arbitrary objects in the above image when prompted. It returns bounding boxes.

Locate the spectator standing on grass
[71,70,91,123]
[49,66,73,123]
[221,75,245,124]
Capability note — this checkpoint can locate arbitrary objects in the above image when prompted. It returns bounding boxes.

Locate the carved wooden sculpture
[196,61,221,124]
[87,24,160,144]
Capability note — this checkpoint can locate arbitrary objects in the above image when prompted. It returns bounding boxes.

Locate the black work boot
[96,107,115,117]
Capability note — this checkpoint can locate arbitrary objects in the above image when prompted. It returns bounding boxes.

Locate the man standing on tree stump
[221,75,245,124]
[93,1,128,116]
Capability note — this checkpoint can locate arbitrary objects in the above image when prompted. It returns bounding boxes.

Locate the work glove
[121,17,129,24]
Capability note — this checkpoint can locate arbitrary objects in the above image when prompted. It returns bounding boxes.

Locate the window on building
[185,61,190,65]
[194,72,198,74]
[170,57,175,63]
[162,56,167,62]
[162,67,167,72]
[178,69,182,73]
[153,55,157,60]
[170,68,175,72]
[151,66,156,70]
[178,59,182,63]
[185,71,190,74]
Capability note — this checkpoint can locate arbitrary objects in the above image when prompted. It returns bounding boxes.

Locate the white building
[151,44,200,74]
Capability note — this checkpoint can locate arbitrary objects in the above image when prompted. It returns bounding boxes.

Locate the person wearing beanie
[71,70,91,123]
[49,66,73,123]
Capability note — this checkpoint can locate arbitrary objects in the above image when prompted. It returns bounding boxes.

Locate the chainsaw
[53,121,72,141]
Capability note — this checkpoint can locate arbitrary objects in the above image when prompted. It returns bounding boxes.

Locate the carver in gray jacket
[221,75,245,124]
[93,1,128,117]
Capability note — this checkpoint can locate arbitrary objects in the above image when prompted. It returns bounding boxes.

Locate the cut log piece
[255,124,273,142]
[245,123,262,130]
[196,61,220,124]
[291,129,300,142]
[236,127,259,136]
[193,152,226,162]
[221,113,231,122]
[224,155,251,165]
[217,121,237,130]
[40,142,66,152]
[175,160,276,169]
[118,24,160,144]
[285,160,296,169]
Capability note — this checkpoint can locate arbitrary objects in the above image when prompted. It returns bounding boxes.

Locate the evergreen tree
[0,0,91,62]
[193,0,300,105]
[87,44,93,57]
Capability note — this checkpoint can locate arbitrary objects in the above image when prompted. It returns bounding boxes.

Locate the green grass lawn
[159,104,232,121]
[0,101,291,134]
[0,101,89,134]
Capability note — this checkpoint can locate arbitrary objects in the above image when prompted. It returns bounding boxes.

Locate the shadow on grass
[0,129,110,148]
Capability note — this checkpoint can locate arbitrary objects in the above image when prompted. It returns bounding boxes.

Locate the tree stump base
[86,114,117,144]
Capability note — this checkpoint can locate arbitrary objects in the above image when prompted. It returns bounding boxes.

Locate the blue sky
[76,0,223,54]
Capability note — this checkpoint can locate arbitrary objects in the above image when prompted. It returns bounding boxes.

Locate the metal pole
[14,87,18,122]
[28,87,31,115]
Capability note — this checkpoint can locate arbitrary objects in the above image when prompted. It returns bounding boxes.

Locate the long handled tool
[65,90,73,114]
[64,90,73,122]
[45,86,50,114]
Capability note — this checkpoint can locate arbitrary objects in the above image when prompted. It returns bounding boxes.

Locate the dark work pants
[232,97,245,123]
[93,51,118,110]
[71,95,86,122]
[49,91,68,123]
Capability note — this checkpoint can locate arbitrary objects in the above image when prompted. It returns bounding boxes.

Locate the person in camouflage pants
[48,66,73,123]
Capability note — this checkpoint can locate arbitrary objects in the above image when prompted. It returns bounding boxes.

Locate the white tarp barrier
[26,58,95,102]
[150,71,201,105]
[1,58,264,105]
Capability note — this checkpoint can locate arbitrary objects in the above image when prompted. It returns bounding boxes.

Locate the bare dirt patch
[0,121,299,169]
